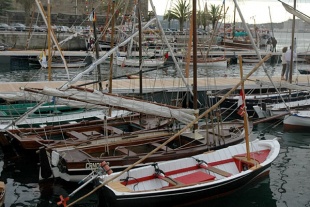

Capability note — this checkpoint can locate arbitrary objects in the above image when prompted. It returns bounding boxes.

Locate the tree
[16,0,34,25]
[0,0,12,17]
[206,4,223,30]
[167,0,191,31]
[197,3,208,31]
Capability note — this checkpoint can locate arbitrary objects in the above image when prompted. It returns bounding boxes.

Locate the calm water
[0,32,310,206]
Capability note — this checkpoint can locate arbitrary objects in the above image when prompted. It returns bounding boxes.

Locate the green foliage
[206,4,223,30]
[16,0,34,24]
[197,8,208,30]
[165,0,191,31]
[0,0,12,16]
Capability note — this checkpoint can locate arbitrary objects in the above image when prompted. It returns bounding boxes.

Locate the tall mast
[138,0,143,96]
[289,0,296,84]
[192,0,198,130]
[91,8,102,91]
[108,0,116,94]
[47,0,52,81]
[238,56,250,161]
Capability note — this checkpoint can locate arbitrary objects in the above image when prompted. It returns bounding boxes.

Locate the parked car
[0,23,16,31]
[10,23,26,31]
[30,24,47,32]
[72,26,90,34]
[56,26,71,33]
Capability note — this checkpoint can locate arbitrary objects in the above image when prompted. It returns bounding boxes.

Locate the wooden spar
[108,0,115,94]
[65,54,272,207]
[38,85,191,110]
[108,0,115,117]
[138,0,143,96]
[268,6,275,38]
[91,8,103,91]
[34,0,70,80]
[185,15,193,78]
[238,56,250,161]
[192,0,198,130]
[289,0,296,84]
[47,0,52,81]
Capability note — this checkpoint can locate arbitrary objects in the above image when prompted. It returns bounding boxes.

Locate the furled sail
[0,92,108,110]
[279,0,310,23]
[23,87,196,124]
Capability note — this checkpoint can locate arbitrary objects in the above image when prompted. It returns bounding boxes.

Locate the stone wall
[9,0,149,24]
[0,32,86,50]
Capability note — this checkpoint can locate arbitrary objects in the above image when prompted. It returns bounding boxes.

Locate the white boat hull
[95,139,280,207]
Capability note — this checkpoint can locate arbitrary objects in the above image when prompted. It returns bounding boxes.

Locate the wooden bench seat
[104,126,124,135]
[116,147,137,157]
[206,166,232,177]
[108,182,132,192]
[65,131,88,140]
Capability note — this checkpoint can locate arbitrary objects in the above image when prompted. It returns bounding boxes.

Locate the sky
[149,0,310,24]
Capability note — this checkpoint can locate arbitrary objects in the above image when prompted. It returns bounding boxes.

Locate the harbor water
[0,32,310,206]
[1,123,310,206]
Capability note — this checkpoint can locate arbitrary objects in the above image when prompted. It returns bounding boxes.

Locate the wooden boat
[40,120,248,182]
[0,181,4,207]
[180,56,228,67]
[253,97,310,119]
[298,68,310,75]
[115,56,165,67]
[283,110,310,132]
[0,113,172,156]
[212,88,310,118]
[90,138,280,207]
[0,101,109,129]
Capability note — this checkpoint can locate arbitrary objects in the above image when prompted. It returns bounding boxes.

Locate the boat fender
[100,161,113,175]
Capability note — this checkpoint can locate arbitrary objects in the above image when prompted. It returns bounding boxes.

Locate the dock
[0,75,309,94]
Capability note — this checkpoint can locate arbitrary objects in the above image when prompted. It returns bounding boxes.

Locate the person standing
[285,46,297,81]
[281,47,288,80]
[271,37,277,52]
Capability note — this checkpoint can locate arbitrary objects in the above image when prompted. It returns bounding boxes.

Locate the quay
[0,75,308,94]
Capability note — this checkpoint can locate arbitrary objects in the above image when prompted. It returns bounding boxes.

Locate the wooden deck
[0,75,310,93]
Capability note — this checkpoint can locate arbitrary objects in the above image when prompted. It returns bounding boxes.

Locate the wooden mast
[91,8,102,91]
[138,0,143,96]
[192,0,198,130]
[185,15,193,78]
[289,0,296,84]
[238,56,250,161]
[47,0,52,81]
[109,0,116,93]
[35,0,70,80]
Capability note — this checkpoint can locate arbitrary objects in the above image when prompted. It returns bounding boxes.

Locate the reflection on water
[270,131,310,207]
[0,152,98,207]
